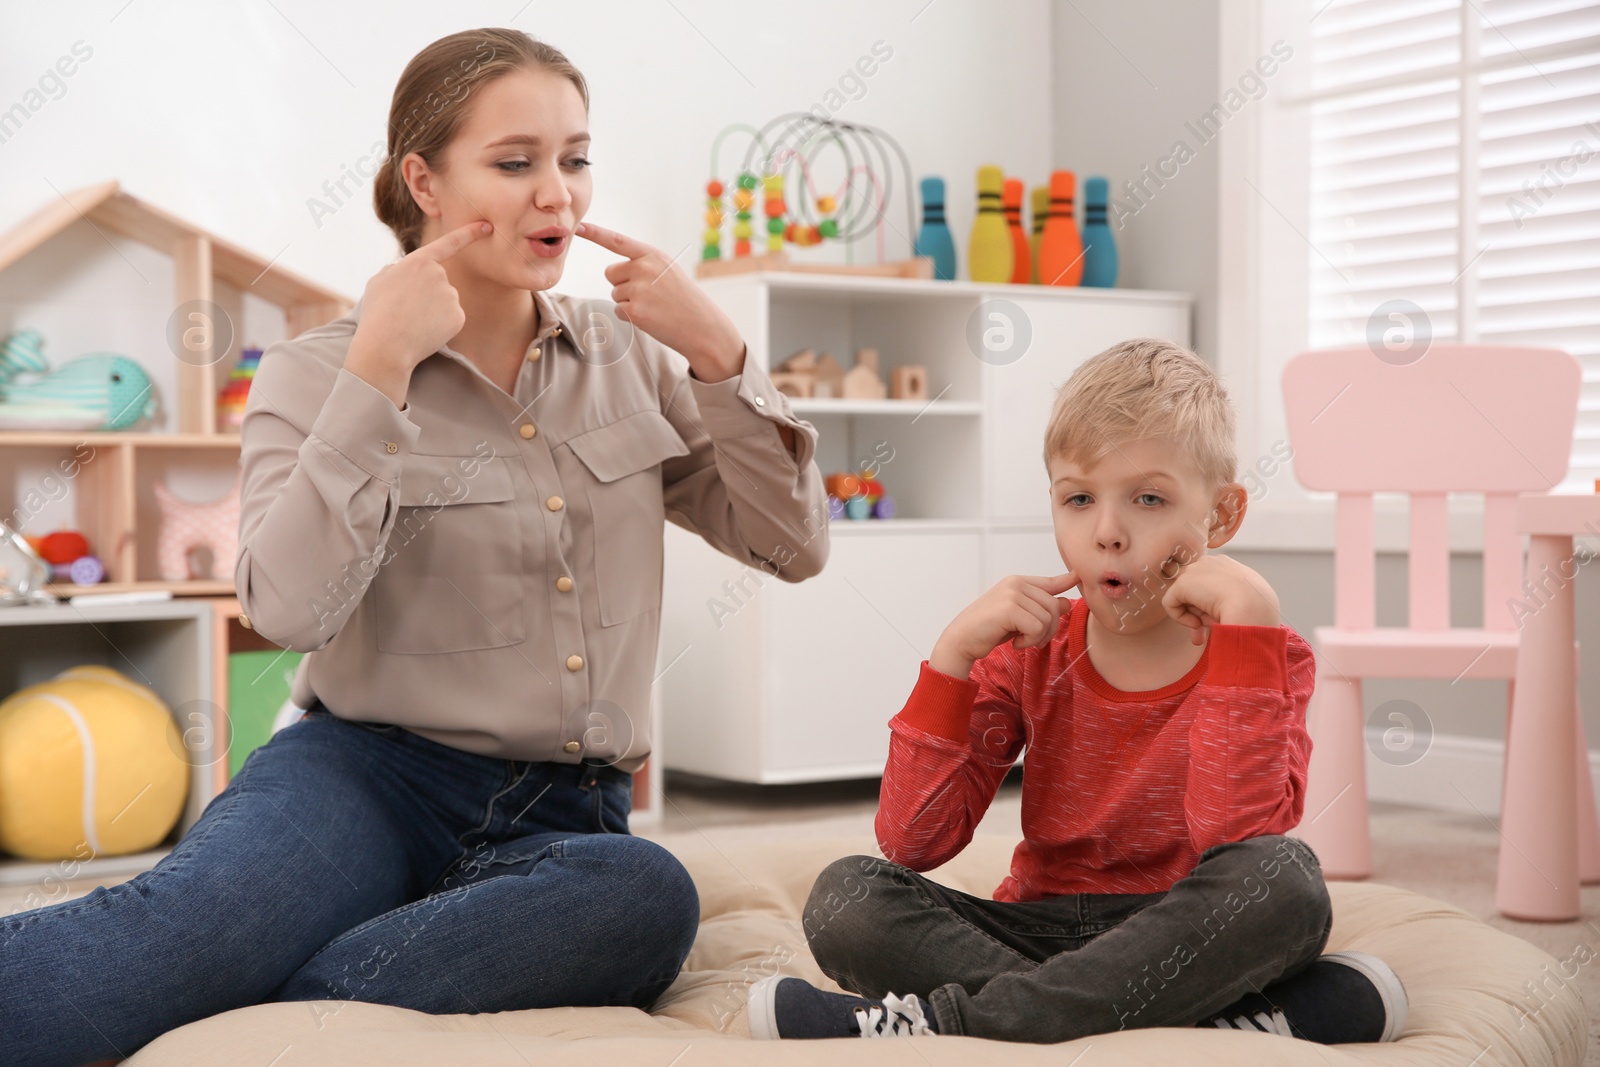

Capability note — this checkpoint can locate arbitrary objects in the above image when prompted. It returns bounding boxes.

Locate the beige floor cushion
[130,834,1586,1066]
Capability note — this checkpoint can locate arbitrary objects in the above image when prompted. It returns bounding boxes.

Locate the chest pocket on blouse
[374,453,525,654]
[567,410,691,626]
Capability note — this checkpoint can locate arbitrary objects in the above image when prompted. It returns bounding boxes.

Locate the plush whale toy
[0,328,159,431]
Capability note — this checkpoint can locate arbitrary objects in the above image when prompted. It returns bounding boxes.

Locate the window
[1308,0,1600,490]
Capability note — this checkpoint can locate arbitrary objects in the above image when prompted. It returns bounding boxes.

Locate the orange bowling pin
[1037,169,1084,286]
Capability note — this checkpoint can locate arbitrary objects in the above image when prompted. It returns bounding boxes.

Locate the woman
[2,27,827,1066]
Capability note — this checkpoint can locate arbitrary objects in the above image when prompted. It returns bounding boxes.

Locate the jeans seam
[903,870,1035,972]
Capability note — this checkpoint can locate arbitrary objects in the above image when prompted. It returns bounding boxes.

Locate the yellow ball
[733,221,753,239]
[817,195,836,213]
[703,208,722,227]
[0,667,188,860]
[703,227,722,245]
[733,189,755,211]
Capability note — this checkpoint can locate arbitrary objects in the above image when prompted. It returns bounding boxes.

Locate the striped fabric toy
[0,328,158,431]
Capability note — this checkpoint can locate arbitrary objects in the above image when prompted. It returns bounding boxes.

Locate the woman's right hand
[929,571,1081,679]
[344,220,492,407]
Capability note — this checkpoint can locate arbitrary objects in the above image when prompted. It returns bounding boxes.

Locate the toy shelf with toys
[661,271,1192,784]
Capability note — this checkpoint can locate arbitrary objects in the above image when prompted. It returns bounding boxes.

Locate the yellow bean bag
[0,665,188,860]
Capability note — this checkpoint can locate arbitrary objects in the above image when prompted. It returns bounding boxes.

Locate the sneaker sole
[1322,951,1408,1042]
[747,973,784,1040]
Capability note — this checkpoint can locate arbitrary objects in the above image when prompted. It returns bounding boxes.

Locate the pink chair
[1280,343,1600,902]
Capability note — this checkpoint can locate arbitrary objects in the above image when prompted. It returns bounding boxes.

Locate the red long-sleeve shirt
[875,596,1315,900]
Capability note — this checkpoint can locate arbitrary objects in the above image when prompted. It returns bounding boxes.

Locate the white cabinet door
[762,530,983,780]
[986,298,1191,522]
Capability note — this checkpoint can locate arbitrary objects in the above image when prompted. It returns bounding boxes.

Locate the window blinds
[1309,0,1600,489]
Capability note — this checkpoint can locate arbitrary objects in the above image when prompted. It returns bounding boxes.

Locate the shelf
[0,431,241,448]
[788,398,981,417]
[0,846,172,888]
[700,270,1194,307]
[44,580,234,598]
[825,518,985,533]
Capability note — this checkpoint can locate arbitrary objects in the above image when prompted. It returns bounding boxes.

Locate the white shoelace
[1212,1008,1292,1037]
[853,992,934,1037]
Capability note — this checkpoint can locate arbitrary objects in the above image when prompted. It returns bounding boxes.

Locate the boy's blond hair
[1042,338,1237,493]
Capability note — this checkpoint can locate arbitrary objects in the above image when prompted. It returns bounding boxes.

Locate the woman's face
[403,66,593,292]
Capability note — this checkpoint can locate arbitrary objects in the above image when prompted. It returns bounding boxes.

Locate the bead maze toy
[696,114,933,280]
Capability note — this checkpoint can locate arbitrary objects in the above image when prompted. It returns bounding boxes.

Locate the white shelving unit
[660,273,1193,784]
[0,598,218,887]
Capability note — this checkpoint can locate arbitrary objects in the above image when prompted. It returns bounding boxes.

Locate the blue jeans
[805,834,1333,1042]
[0,701,700,1067]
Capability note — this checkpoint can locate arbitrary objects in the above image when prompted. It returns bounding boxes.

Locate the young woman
[2,27,828,1066]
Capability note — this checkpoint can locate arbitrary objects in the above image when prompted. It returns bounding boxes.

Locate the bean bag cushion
[130,834,1586,1066]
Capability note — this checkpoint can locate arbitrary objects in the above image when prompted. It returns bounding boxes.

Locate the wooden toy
[890,365,928,400]
[1080,175,1119,288]
[1030,185,1049,284]
[0,666,187,860]
[0,328,158,431]
[216,344,263,431]
[968,165,1013,283]
[698,116,933,279]
[154,475,241,581]
[1038,169,1085,286]
[913,176,957,281]
[841,348,887,400]
[1003,178,1031,284]
[813,353,845,398]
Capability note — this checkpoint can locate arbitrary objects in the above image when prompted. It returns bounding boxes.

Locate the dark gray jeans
[804,834,1333,1043]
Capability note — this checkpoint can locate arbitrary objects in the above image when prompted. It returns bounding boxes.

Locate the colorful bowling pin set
[912,166,1118,288]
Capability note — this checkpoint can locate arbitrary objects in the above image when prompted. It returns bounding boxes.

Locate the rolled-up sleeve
[235,352,422,651]
[659,344,830,581]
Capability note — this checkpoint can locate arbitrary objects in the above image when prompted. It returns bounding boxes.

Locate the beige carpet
[4,772,1594,1061]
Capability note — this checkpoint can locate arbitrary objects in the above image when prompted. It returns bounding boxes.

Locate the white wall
[0,0,1053,331]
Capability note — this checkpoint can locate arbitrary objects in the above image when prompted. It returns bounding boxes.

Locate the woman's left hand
[575,221,747,383]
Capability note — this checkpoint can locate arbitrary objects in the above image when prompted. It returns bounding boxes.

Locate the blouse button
[563,740,581,753]
[527,346,542,361]
[547,495,564,512]
[519,423,537,439]
[238,613,252,630]
[566,654,584,671]
[556,576,574,592]
[384,441,398,453]
[755,396,766,407]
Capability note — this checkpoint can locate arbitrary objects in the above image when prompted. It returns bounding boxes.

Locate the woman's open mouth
[527,235,568,258]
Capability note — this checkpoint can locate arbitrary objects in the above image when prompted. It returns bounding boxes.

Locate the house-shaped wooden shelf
[0,180,353,596]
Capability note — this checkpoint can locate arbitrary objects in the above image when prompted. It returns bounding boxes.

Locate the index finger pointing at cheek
[575,221,653,260]
[412,220,493,263]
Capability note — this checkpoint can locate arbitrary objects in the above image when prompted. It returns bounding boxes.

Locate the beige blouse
[234,288,829,772]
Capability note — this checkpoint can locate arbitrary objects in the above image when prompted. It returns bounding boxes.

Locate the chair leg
[1574,682,1600,884]
[1294,674,1370,878]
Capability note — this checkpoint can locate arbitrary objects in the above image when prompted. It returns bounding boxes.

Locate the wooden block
[841,365,886,400]
[854,347,880,373]
[814,352,846,394]
[777,348,817,373]
[890,365,928,400]
[769,371,814,398]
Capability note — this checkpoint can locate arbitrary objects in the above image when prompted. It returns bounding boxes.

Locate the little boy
[747,339,1407,1044]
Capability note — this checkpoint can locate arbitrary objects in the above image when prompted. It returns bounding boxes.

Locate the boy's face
[1047,436,1241,638]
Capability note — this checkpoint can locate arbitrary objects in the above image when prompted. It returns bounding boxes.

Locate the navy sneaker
[1197,951,1408,1044]
[747,975,939,1039]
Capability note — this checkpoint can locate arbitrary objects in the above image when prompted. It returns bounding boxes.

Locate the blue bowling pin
[914,176,958,281]
[1080,175,1118,288]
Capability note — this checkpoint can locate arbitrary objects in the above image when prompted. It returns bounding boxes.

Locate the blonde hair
[373,28,589,255]
[1042,338,1236,492]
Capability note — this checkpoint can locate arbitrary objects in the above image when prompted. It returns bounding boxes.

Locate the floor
[639,770,1600,1063]
[4,771,1596,1062]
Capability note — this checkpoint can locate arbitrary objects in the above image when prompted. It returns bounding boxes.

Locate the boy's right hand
[929,571,1081,678]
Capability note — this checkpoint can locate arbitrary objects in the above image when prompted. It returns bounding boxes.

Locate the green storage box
[226,649,304,778]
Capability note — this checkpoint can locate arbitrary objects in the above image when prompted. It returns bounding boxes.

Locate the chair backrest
[1281,344,1581,632]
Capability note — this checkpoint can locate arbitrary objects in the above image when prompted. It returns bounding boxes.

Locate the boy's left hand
[1160,552,1282,645]
[575,221,747,383]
